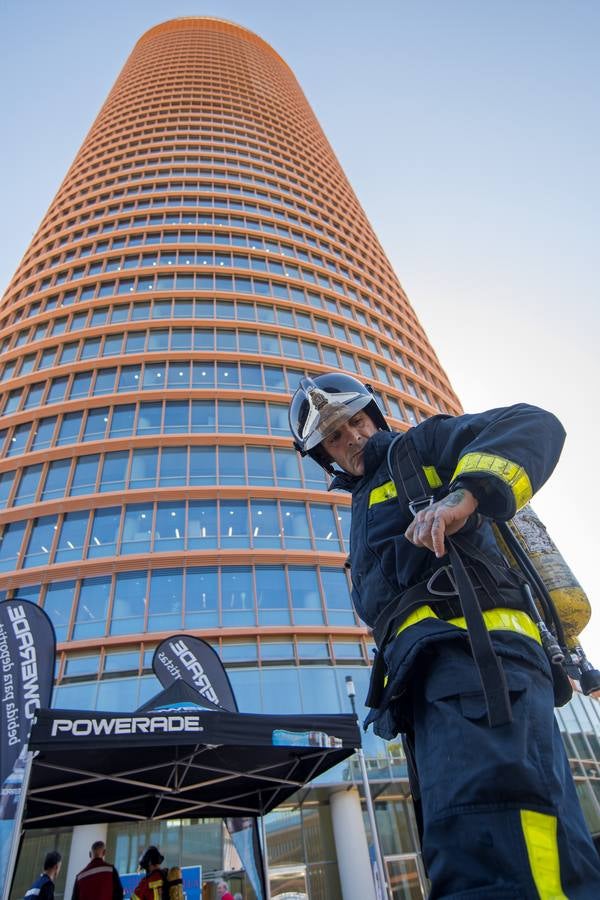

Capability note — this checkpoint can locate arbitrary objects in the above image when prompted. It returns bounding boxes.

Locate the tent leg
[260,814,272,900]
[2,751,34,900]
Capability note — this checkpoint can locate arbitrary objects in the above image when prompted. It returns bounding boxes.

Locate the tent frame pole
[3,750,34,900]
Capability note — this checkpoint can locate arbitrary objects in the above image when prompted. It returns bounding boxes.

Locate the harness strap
[447,535,512,727]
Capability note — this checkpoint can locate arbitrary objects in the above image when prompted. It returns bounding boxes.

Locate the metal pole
[345,676,391,900]
[260,813,272,900]
[2,750,34,900]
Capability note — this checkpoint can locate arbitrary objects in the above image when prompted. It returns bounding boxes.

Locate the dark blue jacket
[331,404,566,736]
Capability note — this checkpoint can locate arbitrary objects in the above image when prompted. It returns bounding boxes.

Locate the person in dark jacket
[290,373,600,898]
[24,851,61,899]
[71,840,123,900]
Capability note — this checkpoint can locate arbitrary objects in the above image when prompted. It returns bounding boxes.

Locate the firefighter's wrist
[450,479,482,509]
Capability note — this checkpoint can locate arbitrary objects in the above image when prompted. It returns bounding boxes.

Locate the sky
[1,0,599,653]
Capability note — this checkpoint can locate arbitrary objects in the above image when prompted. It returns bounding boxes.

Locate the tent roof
[25,688,359,828]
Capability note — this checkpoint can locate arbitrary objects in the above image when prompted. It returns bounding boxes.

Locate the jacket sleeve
[418,404,566,520]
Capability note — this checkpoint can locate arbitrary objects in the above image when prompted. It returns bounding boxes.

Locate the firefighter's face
[322,411,378,476]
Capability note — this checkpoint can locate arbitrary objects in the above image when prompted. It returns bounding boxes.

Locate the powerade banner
[225,817,267,900]
[153,635,266,899]
[152,634,238,712]
[0,601,56,875]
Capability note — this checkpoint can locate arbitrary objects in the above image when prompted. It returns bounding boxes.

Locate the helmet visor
[299,378,373,450]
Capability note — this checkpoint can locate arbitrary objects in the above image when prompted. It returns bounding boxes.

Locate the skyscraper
[1,17,599,900]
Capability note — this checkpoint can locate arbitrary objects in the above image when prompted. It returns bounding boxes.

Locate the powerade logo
[50,715,205,737]
[158,639,220,706]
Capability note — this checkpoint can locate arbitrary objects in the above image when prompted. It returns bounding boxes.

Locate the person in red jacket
[216,881,234,900]
[131,846,166,900]
[71,841,123,900]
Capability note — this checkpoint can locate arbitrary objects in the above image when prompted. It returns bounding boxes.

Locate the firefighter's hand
[405,488,478,558]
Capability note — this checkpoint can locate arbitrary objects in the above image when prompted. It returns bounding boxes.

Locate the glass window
[121,504,153,555]
[55,509,88,563]
[221,567,254,627]
[30,416,57,451]
[288,567,324,625]
[167,361,191,390]
[219,447,245,484]
[159,447,187,485]
[56,411,82,446]
[44,580,76,641]
[73,576,110,639]
[280,502,311,550]
[301,453,328,489]
[41,458,71,501]
[99,450,129,493]
[274,449,301,487]
[0,471,15,509]
[0,520,27,572]
[23,514,58,569]
[218,400,241,433]
[220,500,249,549]
[310,504,341,550]
[268,403,289,435]
[14,464,43,506]
[321,568,354,625]
[137,401,162,434]
[70,454,99,496]
[88,507,121,558]
[94,367,117,395]
[187,500,217,550]
[148,568,183,632]
[70,372,92,399]
[191,400,215,433]
[117,364,141,392]
[189,446,216,485]
[255,566,289,625]
[217,362,240,389]
[260,640,294,660]
[337,507,351,551]
[155,502,185,551]
[297,641,329,660]
[82,407,109,442]
[143,361,166,390]
[110,404,136,438]
[171,328,192,350]
[185,567,218,628]
[262,668,301,716]
[161,400,188,435]
[103,650,140,673]
[221,643,257,663]
[111,570,147,634]
[240,363,262,389]
[244,401,267,433]
[130,448,157,489]
[192,361,215,388]
[7,423,31,457]
[148,329,169,352]
[299,667,339,713]
[246,447,274,486]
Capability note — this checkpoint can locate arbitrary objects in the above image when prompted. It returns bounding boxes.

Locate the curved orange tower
[1,17,460,896]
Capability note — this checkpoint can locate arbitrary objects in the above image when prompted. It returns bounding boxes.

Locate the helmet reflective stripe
[299,377,371,450]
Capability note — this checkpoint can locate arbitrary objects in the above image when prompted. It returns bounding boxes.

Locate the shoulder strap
[386,432,436,514]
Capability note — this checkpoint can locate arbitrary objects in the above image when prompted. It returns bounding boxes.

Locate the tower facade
[2,17,598,900]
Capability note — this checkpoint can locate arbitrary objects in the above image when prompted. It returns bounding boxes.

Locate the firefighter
[289,373,600,898]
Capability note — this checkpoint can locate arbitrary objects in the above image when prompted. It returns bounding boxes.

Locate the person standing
[131,846,166,900]
[71,840,123,900]
[216,881,234,900]
[24,851,62,899]
[289,373,600,897]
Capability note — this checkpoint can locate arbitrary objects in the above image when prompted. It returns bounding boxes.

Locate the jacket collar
[328,430,397,493]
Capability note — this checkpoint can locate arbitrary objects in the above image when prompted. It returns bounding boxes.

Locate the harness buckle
[426,565,458,597]
[408,495,434,517]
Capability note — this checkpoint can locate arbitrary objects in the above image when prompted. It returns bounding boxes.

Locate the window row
[0,398,298,459]
[58,636,367,681]
[0,330,425,400]
[6,564,356,640]
[0,361,423,426]
[52,664,373,720]
[0,496,349,572]
[1,442,334,508]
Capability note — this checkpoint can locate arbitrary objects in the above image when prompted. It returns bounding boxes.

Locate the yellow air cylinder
[494,505,591,648]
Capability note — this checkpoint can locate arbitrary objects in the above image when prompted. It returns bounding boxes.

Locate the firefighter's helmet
[289,373,389,471]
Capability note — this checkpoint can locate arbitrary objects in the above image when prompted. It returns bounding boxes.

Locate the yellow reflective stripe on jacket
[451,452,533,510]
[396,605,541,645]
[369,480,397,507]
[520,809,566,899]
[422,465,442,488]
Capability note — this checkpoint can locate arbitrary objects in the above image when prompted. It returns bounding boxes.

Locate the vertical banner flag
[152,634,238,712]
[152,634,266,898]
[0,601,56,876]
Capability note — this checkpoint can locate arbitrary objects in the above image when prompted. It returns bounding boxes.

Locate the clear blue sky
[1,0,599,651]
